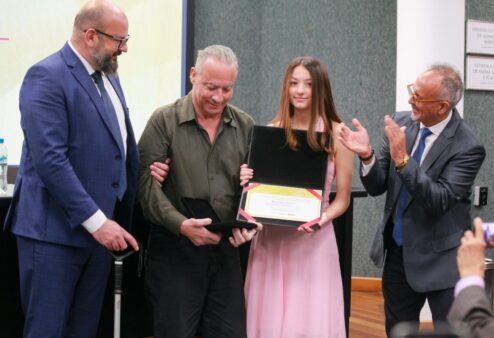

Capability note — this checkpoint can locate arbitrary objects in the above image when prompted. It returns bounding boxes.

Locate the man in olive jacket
[138,45,258,338]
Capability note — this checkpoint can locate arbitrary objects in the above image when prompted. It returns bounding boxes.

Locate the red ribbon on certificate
[306,188,323,200]
[299,190,322,228]
[239,183,262,221]
[238,208,257,222]
[299,217,321,228]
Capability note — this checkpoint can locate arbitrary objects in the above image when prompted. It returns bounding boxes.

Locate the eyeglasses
[85,28,130,50]
[407,84,447,105]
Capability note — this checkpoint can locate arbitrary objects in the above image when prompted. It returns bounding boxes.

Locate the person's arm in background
[455,217,486,292]
[447,217,494,337]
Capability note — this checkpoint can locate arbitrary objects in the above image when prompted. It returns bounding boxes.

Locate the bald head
[70,0,129,74]
[72,0,127,37]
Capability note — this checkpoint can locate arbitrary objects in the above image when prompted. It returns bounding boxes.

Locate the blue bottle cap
[0,138,4,143]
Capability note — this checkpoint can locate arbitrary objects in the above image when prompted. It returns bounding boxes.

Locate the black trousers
[144,227,246,338]
[382,245,454,337]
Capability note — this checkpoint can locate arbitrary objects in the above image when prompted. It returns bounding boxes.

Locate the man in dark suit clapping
[339,64,485,336]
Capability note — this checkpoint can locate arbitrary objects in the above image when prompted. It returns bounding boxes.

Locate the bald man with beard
[3,1,139,336]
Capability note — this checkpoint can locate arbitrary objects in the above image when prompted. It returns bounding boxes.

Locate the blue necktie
[393,127,432,246]
[92,71,127,200]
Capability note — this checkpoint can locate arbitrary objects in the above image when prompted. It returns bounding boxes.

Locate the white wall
[396,0,465,115]
[0,0,183,165]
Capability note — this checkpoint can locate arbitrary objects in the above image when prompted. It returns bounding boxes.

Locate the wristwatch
[395,154,409,171]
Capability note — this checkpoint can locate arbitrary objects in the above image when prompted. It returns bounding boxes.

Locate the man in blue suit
[3,1,139,336]
[339,64,485,336]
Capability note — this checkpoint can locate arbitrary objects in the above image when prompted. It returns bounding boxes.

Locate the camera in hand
[483,222,494,247]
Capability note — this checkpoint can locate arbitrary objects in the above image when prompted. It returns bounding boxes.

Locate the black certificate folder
[237,125,329,227]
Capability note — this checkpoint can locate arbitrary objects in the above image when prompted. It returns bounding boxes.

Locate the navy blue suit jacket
[4,42,139,247]
[362,110,485,292]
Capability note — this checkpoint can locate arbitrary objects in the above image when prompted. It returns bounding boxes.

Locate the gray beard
[92,51,118,75]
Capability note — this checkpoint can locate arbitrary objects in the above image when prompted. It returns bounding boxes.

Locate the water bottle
[0,138,8,192]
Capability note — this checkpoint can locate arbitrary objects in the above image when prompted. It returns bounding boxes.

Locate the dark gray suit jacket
[448,285,494,338]
[362,109,485,292]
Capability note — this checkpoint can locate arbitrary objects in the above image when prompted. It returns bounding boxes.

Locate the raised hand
[457,217,486,278]
[338,119,372,159]
[383,115,407,164]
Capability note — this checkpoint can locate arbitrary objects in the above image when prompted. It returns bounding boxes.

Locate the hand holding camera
[457,218,486,279]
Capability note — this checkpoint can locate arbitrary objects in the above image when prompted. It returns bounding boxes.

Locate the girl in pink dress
[241,57,354,338]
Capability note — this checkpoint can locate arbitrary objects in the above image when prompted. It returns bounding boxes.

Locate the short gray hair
[195,45,238,74]
[426,63,463,108]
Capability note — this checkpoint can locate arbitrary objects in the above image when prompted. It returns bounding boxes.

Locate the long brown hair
[272,56,341,156]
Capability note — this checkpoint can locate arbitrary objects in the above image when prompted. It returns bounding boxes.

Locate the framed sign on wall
[466,20,494,55]
[465,55,494,91]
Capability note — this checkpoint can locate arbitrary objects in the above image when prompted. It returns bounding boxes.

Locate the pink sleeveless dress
[244,124,345,338]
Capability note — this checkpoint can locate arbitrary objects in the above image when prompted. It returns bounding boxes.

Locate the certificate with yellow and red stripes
[238,182,322,228]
